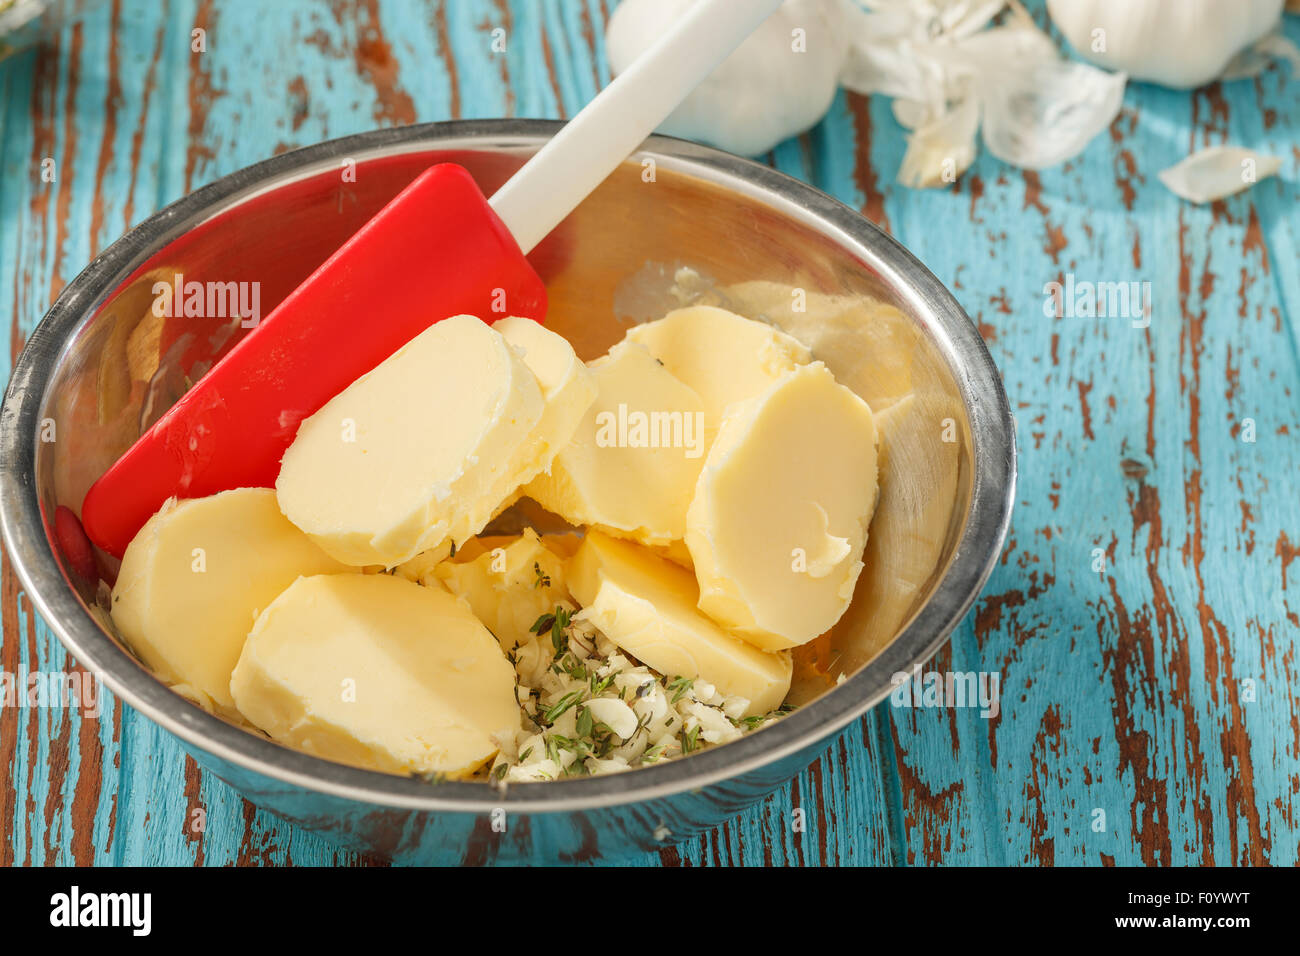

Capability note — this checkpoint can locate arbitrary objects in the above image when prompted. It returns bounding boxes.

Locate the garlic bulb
[1046,0,1285,89]
[605,0,850,157]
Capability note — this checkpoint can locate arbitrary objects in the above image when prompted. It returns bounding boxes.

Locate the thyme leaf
[666,676,694,704]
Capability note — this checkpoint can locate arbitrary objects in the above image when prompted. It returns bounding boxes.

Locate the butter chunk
[277,314,545,567]
[110,488,350,714]
[568,532,791,716]
[625,305,811,424]
[495,315,597,469]
[434,529,572,650]
[524,341,710,547]
[686,363,879,650]
[230,573,520,777]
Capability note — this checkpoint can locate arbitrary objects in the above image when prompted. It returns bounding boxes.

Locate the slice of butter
[434,528,572,650]
[568,532,792,716]
[686,363,879,650]
[230,573,520,777]
[110,488,350,714]
[276,315,545,567]
[625,305,811,425]
[494,315,597,470]
[524,340,710,547]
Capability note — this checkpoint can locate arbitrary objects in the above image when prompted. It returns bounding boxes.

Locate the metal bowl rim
[0,118,1017,813]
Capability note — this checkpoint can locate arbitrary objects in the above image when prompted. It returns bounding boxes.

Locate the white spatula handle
[489,0,785,255]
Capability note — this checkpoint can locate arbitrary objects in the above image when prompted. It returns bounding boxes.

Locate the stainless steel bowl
[0,120,1015,862]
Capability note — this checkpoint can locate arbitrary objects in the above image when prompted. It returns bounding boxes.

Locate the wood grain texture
[1,0,1296,866]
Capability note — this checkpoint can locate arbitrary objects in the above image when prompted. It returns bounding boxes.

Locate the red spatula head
[82,163,547,558]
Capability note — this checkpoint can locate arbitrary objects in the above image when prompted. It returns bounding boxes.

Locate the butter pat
[110,488,349,714]
[434,529,572,650]
[568,532,791,716]
[524,341,709,547]
[625,305,811,424]
[495,315,598,468]
[686,363,878,650]
[276,315,545,567]
[230,573,520,777]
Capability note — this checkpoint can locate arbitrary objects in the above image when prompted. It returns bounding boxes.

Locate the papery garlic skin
[606,0,850,156]
[840,3,1125,182]
[1157,146,1283,204]
[1046,0,1284,89]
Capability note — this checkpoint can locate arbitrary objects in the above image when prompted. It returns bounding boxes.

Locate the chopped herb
[590,725,618,759]
[635,680,654,699]
[560,655,588,680]
[493,763,509,780]
[518,746,533,762]
[542,689,584,724]
[530,612,555,636]
[550,606,570,656]
[532,561,551,589]
[681,724,701,754]
[448,541,456,557]
[576,705,594,738]
[666,676,694,704]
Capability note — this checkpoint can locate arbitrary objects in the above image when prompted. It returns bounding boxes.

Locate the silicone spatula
[81,0,784,558]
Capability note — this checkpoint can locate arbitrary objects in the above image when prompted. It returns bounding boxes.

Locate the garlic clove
[1157,146,1284,205]
[980,58,1126,171]
[897,95,980,188]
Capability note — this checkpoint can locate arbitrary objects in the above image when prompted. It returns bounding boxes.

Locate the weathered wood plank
[856,15,1300,864]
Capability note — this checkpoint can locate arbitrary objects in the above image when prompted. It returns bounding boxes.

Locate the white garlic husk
[1157,146,1283,204]
[1046,0,1286,89]
[841,2,1126,183]
[606,0,851,156]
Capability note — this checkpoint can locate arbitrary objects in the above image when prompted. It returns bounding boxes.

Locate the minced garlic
[484,603,788,783]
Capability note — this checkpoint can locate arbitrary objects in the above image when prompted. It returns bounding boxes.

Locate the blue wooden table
[1,0,1297,866]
